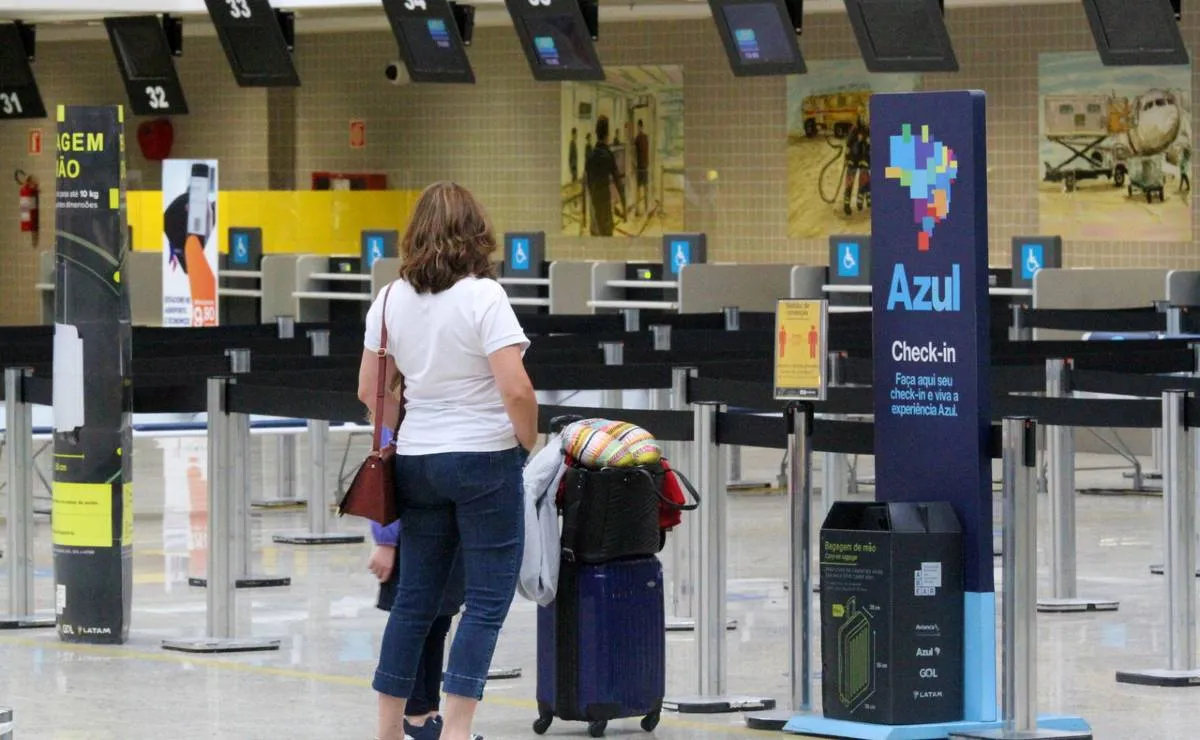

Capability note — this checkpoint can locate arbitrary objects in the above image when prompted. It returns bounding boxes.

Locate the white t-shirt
[364,276,530,455]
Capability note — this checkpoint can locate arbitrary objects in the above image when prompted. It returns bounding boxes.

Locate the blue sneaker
[403,716,442,740]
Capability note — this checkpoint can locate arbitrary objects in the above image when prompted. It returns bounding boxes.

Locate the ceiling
[0,0,1078,39]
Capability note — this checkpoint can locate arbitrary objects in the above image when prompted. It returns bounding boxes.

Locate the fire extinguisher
[16,170,39,247]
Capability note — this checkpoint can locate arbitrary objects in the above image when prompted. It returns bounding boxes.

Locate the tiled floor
[0,438,1195,739]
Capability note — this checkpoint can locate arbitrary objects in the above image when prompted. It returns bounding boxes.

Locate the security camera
[385,61,410,86]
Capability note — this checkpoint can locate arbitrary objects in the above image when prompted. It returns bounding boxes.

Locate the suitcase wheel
[640,711,661,732]
[588,720,607,737]
[532,712,553,735]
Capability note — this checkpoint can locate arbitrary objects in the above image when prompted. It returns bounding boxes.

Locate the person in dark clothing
[584,115,625,237]
[634,119,650,217]
[584,133,593,164]
[843,119,871,215]
[568,127,579,183]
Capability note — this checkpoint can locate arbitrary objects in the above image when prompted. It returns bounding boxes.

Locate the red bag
[656,458,694,531]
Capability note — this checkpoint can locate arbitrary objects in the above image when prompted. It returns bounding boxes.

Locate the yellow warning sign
[774,299,828,401]
[52,482,114,548]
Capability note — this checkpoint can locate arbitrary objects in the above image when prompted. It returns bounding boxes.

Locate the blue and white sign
[1020,243,1043,281]
[837,242,860,278]
[232,232,250,265]
[670,239,691,274]
[366,236,385,269]
[510,237,531,271]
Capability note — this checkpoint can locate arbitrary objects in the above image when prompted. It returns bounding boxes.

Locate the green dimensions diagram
[836,596,877,711]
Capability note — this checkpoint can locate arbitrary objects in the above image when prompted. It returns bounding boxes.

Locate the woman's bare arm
[488,344,538,451]
[357,348,402,431]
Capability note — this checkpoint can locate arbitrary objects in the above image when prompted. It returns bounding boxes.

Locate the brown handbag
[337,283,404,526]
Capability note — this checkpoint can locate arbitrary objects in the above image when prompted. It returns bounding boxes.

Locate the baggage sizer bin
[819,501,964,726]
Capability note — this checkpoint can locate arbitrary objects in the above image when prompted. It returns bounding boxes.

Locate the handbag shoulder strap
[371,282,396,455]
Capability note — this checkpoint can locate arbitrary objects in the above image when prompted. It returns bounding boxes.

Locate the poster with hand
[162,159,220,327]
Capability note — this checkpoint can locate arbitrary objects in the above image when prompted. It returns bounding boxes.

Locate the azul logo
[837,242,860,278]
[885,263,961,312]
[1020,243,1043,280]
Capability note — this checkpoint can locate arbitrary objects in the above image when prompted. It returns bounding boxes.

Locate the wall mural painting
[1038,51,1192,242]
[786,60,920,239]
[561,65,685,238]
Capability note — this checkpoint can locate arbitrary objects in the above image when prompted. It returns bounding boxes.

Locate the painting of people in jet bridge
[561,65,685,238]
[1038,51,1192,243]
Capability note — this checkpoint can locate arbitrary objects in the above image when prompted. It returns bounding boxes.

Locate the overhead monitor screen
[710,0,805,76]
[506,0,603,81]
[843,0,958,72]
[383,0,475,84]
[0,23,46,119]
[204,0,300,87]
[1081,0,1189,66]
[104,16,189,115]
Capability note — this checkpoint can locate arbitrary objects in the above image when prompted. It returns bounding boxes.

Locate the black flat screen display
[710,0,805,76]
[0,23,46,119]
[104,16,189,115]
[842,0,958,73]
[204,0,300,87]
[1081,0,1189,66]
[383,0,475,84]
[505,0,602,81]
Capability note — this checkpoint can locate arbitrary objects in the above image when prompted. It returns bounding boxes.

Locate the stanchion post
[664,403,774,714]
[1166,305,1184,336]
[600,341,624,410]
[1009,303,1032,342]
[953,418,1090,740]
[273,330,364,546]
[255,316,303,509]
[0,707,11,740]
[1116,390,1200,688]
[162,377,281,654]
[723,306,769,490]
[0,368,54,629]
[1037,358,1117,613]
[821,351,847,516]
[623,308,640,333]
[665,366,700,632]
[745,402,814,730]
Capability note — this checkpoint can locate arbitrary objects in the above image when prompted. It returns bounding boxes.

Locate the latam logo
[885,263,961,312]
[885,123,959,252]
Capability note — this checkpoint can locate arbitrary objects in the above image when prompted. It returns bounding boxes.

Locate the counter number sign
[774,298,828,401]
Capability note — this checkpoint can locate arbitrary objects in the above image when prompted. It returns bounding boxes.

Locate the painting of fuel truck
[786,60,920,239]
[1038,52,1191,242]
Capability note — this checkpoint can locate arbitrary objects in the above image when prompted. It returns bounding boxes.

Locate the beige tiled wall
[0,5,1197,325]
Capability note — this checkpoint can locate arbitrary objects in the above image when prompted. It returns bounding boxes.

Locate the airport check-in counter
[36,249,161,326]
[291,255,403,323]
[217,227,265,325]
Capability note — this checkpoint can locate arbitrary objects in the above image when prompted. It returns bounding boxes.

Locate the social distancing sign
[774,299,828,400]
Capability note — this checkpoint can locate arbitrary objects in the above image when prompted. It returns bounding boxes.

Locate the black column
[52,105,133,644]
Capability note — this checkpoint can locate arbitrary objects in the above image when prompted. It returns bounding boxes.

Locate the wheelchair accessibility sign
[366,236,385,268]
[670,241,691,274]
[1020,244,1043,281]
[837,242,860,278]
[233,233,249,265]
[510,238,531,271]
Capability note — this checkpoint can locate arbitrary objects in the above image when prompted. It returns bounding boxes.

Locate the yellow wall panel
[126,190,420,256]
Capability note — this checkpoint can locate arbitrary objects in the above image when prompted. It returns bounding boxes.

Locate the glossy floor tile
[0,438,1196,739]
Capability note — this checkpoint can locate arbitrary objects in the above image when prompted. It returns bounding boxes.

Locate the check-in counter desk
[586,261,797,316]
[35,249,162,326]
[218,257,262,325]
[289,255,402,323]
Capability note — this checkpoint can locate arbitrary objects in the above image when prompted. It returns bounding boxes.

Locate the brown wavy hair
[398,181,498,294]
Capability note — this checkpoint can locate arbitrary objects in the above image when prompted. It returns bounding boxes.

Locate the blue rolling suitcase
[533,556,666,738]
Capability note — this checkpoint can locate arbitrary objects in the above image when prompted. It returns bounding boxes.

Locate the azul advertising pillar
[52,105,134,644]
[869,91,994,723]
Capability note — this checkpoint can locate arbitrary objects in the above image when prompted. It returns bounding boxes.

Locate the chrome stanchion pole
[724,306,769,491]
[191,350,291,588]
[0,368,54,629]
[1009,303,1032,342]
[255,316,303,509]
[665,403,774,715]
[821,351,847,517]
[1038,358,1116,612]
[163,377,281,654]
[666,366,699,632]
[600,341,624,411]
[623,308,640,333]
[746,402,814,730]
[1117,390,1200,687]
[953,418,1089,740]
[274,330,364,546]
[0,707,11,740]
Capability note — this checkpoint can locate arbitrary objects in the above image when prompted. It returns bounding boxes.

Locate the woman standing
[358,182,537,740]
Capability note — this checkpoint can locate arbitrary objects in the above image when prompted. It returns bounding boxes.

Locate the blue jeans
[373,448,525,701]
